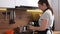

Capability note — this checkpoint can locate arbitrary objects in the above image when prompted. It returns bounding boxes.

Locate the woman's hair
[38,0,53,15]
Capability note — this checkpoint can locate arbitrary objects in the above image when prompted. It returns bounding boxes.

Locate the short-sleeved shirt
[39,9,54,29]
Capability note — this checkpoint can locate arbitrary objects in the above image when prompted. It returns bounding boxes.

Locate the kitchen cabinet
[0,0,38,8]
[0,0,15,8]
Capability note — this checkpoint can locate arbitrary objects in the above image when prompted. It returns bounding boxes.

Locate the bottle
[20,26,23,33]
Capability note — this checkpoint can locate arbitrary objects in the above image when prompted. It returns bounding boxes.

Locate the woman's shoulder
[45,9,52,16]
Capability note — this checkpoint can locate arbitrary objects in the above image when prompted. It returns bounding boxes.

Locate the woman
[29,0,54,34]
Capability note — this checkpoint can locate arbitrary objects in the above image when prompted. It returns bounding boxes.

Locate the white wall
[48,0,60,30]
[51,0,60,30]
[0,0,38,8]
[15,0,38,7]
[0,0,15,8]
[48,0,51,6]
[58,0,60,30]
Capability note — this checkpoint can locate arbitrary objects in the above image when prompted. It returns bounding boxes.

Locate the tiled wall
[0,9,31,33]
[0,9,42,28]
[0,9,41,33]
[9,9,31,29]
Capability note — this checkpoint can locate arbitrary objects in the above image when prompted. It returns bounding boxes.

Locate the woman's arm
[29,19,48,31]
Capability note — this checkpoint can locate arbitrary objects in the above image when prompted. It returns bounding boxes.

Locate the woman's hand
[29,25,35,30]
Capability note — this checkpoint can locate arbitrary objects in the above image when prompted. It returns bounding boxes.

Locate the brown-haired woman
[29,0,54,34]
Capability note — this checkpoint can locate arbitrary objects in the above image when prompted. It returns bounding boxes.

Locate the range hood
[15,6,38,9]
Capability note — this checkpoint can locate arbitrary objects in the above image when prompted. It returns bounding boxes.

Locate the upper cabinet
[0,0,15,8]
[15,0,38,7]
[0,0,38,8]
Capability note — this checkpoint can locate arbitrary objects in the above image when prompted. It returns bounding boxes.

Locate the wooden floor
[53,31,60,34]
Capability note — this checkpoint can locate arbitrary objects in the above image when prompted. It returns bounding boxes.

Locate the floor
[53,31,60,34]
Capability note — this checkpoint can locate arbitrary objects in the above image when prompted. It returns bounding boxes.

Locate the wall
[0,9,31,33]
[58,0,60,30]
[47,0,60,30]
[51,0,60,30]
[0,0,38,8]
[0,0,15,8]
[9,9,31,29]
[15,0,38,7]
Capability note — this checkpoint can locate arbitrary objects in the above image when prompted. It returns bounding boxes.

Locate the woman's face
[38,4,44,10]
[38,4,46,11]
